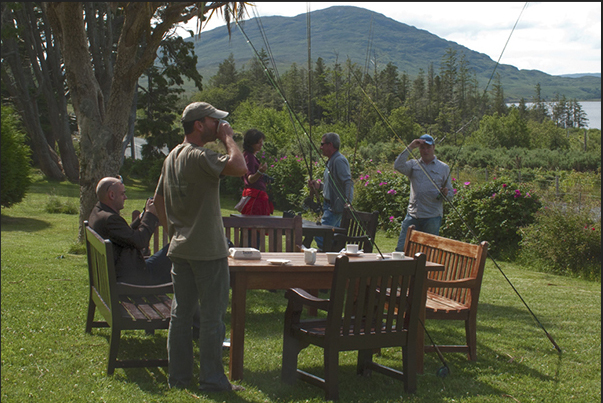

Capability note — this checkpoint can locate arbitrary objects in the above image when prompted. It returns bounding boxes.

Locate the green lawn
[1,176,600,402]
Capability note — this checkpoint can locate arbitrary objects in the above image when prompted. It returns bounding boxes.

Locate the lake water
[580,101,601,130]
[509,101,600,129]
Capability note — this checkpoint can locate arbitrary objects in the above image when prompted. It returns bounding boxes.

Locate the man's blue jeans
[315,201,342,250]
[395,213,442,252]
[145,244,172,284]
[167,256,231,390]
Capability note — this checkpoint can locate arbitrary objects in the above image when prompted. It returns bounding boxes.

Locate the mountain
[185,6,601,102]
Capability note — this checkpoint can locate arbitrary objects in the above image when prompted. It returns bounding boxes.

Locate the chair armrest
[426,278,479,289]
[285,288,330,311]
[116,282,174,295]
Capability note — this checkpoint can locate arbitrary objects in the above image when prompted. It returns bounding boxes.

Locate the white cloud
[180,2,601,75]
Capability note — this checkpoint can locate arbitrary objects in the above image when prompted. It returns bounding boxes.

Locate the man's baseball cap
[181,102,229,123]
[419,134,435,145]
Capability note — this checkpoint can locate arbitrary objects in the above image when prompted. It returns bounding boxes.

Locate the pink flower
[464,181,470,186]
[453,188,458,195]
[389,216,395,222]
[491,193,496,198]
[388,189,397,195]
[377,170,382,174]
[502,183,508,188]
[379,182,387,186]
[452,178,456,181]
[364,181,369,187]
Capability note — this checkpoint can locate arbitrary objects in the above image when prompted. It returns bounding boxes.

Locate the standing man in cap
[393,134,453,251]
[153,102,247,392]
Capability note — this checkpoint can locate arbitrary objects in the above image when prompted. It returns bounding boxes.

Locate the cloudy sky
[180,2,601,76]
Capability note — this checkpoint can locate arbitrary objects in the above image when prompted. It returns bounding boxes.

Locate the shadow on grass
[90,329,171,390]
[235,290,564,401]
[1,215,51,232]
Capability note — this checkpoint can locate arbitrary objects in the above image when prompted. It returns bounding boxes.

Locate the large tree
[42,2,247,240]
[1,2,79,182]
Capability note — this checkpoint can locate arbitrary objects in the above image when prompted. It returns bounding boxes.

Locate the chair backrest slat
[404,226,487,307]
[328,254,426,346]
[223,215,302,252]
[338,207,379,252]
[85,221,118,315]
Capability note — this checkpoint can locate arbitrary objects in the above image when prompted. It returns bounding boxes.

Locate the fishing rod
[232,9,386,257]
[348,2,561,354]
[305,4,323,214]
[248,6,319,214]
[435,1,529,189]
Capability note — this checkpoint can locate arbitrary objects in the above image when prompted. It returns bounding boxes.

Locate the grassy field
[1,176,600,402]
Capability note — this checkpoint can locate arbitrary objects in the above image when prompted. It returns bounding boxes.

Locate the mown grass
[1,176,600,402]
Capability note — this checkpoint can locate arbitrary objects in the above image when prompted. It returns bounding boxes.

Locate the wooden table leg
[417,278,427,374]
[229,272,247,380]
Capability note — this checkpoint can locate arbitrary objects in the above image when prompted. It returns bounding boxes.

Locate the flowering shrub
[441,179,542,259]
[519,204,601,280]
[353,169,410,235]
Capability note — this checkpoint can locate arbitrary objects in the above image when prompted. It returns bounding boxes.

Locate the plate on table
[267,259,291,266]
[341,251,364,257]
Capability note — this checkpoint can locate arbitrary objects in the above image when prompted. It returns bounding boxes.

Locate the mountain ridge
[185,6,601,102]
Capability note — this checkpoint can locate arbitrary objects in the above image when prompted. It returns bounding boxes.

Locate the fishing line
[248,7,316,187]
[233,5,562,370]
[348,2,561,353]
[233,9,385,256]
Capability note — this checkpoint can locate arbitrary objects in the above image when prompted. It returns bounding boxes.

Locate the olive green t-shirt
[155,143,229,261]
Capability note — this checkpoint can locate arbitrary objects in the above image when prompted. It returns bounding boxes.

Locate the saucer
[342,251,364,257]
[267,259,291,265]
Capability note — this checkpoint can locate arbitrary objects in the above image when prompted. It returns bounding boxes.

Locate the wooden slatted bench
[404,225,488,363]
[84,221,173,375]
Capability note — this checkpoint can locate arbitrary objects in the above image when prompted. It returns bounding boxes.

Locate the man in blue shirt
[394,134,453,251]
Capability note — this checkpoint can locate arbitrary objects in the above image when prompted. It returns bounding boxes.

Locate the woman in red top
[240,129,274,215]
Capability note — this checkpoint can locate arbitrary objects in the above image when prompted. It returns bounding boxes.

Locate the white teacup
[346,244,359,254]
[304,248,317,265]
[326,252,339,264]
[391,251,405,260]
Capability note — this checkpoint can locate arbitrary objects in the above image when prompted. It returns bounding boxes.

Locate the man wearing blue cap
[393,134,453,251]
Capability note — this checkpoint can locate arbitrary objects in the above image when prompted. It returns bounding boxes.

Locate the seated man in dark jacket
[88,176,171,285]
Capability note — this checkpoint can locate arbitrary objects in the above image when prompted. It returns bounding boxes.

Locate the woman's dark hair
[242,129,266,153]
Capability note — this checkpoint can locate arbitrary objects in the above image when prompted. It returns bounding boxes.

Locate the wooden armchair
[84,221,173,375]
[281,253,427,400]
[332,207,379,252]
[223,214,303,252]
[404,225,488,362]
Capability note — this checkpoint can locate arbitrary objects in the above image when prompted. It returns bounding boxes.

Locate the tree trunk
[35,4,80,182]
[45,3,120,240]
[1,8,66,181]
